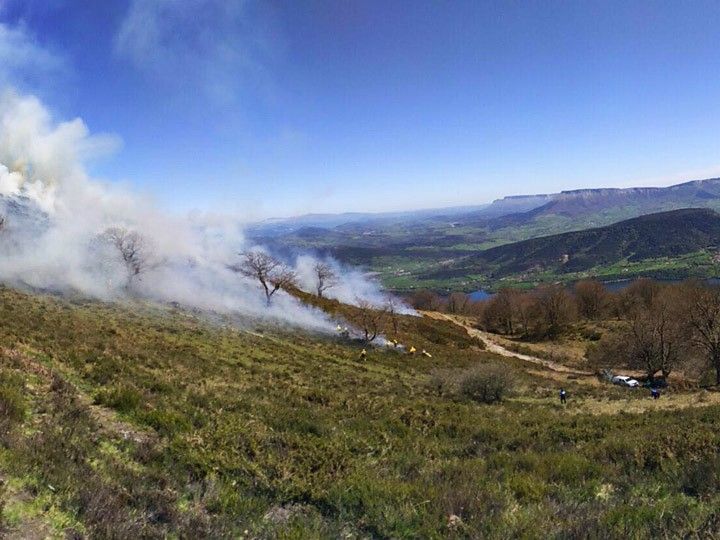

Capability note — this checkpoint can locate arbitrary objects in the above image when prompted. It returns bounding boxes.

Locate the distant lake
[468,289,493,301]
[469,277,720,300]
[602,277,720,292]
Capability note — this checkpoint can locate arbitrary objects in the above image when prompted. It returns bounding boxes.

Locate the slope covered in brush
[2,287,720,537]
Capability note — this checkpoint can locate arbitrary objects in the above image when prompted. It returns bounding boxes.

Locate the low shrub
[681,455,720,498]
[459,365,514,404]
[427,368,457,396]
[85,356,123,385]
[140,408,192,436]
[507,472,547,502]
[0,370,25,424]
[94,383,143,413]
[579,327,602,341]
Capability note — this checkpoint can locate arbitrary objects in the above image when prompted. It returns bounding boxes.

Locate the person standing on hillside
[560,388,567,404]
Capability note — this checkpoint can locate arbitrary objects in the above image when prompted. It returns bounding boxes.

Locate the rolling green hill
[434,208,720,280]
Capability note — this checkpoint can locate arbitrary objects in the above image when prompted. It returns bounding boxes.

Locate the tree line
[407,279,720,384]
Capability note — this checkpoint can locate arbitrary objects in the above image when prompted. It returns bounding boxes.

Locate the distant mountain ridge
[250,177,720,292]
[248,204,491,236]
[531,179,720,217]
[426,179,720,248]
[459,178,720,228]
[477,193,555,218]
[254,177,720,238]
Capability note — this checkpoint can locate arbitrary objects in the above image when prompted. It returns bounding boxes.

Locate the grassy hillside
[431,208,720,280]
[1,287,720,537]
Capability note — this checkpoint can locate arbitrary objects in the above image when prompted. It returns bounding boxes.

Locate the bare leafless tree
[408,289,445,311]
[516,293,536,336]
[482,288,521,334]
[314,261,338,298]
[384,296,402,337]
[231,250,297,306]
[627,297,682,380]
[574,279,607,320]
[447,292,471,314]
[684,282,720,384]
[101,227,157,290]
[589,287,685,380]
[622,278,662,314]
[533,284,575,338]
[349,299,388,342]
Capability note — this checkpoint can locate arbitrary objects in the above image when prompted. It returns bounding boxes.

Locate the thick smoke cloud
[0,89,322,327]
[0,88,405,332]
[294,254,416,314]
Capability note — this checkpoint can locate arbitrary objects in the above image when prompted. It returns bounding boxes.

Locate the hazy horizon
[256,173,720,221]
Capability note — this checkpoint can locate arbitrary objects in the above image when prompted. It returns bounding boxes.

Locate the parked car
[611,375,641,388]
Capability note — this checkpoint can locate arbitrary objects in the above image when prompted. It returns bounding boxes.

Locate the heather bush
[459,364,514,403]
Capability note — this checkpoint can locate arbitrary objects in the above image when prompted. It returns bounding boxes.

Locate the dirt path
[0,347,158,539]
[4,346,156,445]
[423,311,594,377]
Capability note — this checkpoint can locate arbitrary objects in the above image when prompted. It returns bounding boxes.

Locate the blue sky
[2,0,720,218]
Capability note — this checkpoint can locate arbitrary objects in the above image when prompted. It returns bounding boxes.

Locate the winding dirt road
[422,311,594,378]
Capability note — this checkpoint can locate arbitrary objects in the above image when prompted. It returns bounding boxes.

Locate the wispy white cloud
[114,0,275,102]
[0,22,64,86]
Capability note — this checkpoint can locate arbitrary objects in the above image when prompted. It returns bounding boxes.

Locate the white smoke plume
[293,254,416,314]
[0,89,330,329]
[0,88,406,333]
